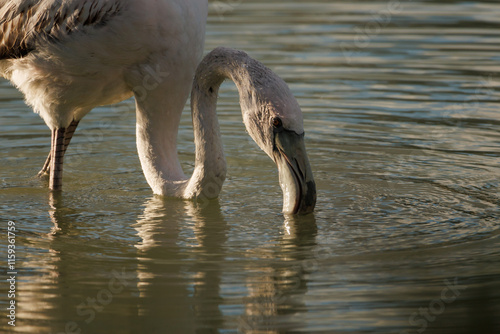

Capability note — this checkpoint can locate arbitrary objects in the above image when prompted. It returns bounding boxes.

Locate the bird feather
[0,0,122,59]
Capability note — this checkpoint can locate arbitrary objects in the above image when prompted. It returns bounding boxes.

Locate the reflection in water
[15,193,139,334]
[134,197,228,333]
[48,192,75,236]
[186,200,227,332]
[12,192,64,333]
[1,1,500,332]
[240,215,317,333]
[134,197,195,332]
[134,199,322,333]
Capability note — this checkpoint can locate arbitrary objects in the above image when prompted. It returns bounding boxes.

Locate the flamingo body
[0,1,316,214]
[1,0,207,190]
[1,0,207,130]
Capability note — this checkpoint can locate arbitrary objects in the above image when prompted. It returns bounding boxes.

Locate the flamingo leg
[38,120,79,177]
[38,153,52,177]
[49,128,66,190]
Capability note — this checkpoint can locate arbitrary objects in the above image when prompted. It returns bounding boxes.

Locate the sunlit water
[1,1,499,333]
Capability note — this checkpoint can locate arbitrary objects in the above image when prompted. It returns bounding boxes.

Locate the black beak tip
[292,180,316,215]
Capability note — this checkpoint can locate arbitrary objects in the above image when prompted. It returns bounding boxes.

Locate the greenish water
[1,1,499,333]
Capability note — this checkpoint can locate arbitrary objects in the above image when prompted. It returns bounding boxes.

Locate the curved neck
[139,48,264,200]
[182,49,259,199]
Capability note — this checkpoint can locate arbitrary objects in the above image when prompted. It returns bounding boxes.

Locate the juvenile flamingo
[0,0,316,214]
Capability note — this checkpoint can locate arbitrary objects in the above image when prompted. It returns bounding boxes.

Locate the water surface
[1,1,499,333]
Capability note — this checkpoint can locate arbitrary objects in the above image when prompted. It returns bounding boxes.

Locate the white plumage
[0,0,316,214]
[1,0,207,190]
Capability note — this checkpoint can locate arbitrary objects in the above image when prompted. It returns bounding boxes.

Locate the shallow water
[1,1,499,333]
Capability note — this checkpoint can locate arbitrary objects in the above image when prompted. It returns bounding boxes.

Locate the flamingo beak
[273,130,316,215]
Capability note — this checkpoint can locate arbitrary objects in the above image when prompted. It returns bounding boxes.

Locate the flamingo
[0,0,316,214]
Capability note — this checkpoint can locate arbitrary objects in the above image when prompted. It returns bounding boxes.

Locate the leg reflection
[185,200,228,333]
[134,197,228,333]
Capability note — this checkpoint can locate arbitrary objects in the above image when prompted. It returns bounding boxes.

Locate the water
[1,1,499,333]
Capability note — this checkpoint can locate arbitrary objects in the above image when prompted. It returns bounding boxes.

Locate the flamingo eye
[272,117,283,128]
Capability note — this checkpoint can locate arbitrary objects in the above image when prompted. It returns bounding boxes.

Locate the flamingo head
[240,70,317,215]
